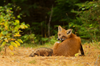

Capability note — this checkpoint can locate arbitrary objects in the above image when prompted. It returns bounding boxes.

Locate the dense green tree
[73,0,100,42]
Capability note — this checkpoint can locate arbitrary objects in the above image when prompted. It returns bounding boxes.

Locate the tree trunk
[5,45,7,55]
[48,5,53,37]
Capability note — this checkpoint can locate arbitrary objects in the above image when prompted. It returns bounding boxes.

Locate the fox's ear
[67,29,72,35]
[58,26,62,32]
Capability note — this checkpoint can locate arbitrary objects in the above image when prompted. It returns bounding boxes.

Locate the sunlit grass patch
[29,59,36,64]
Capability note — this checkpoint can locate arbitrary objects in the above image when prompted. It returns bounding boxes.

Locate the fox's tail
[80,44,85,55]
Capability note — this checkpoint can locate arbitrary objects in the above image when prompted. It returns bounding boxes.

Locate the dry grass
[0,42,100,66]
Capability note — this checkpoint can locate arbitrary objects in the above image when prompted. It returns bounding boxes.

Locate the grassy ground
[0,42,100,66]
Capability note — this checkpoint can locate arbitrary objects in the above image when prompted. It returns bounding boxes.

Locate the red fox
[53,26,84,56]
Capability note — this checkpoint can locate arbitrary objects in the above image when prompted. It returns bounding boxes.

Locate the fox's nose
[57,38,60,40]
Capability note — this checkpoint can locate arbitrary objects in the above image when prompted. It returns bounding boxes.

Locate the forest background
[0,0,100,46]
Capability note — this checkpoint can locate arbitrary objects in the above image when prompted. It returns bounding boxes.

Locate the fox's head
[57,26,72,41]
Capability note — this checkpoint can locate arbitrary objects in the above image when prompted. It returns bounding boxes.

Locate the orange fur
[53,26,82,56]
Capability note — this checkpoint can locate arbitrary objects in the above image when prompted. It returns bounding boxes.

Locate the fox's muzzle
[57,38,61,40]
[57,38,65,42]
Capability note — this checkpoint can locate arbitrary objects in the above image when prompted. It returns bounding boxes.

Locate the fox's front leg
[53,41,60,49]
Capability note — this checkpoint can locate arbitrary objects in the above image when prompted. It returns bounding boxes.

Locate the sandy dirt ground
[0,43,100,66]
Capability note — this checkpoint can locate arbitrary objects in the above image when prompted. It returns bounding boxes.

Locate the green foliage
[21,34,57,45]
[71,0,100,41]
[21,34,38,44]
[52,0,79,22]
[41,36,57,44]
[0,4,28,53]
[41,38,49,41]
[49,36,58,44]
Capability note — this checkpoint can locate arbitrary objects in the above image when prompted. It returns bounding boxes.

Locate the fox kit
[29,47,53,57]
[53,26,84,56]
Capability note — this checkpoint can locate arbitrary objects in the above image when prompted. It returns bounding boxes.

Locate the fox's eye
[59,34,61,36]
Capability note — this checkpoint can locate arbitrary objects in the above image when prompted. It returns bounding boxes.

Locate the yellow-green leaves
[10,38,16,41]
[0,23,4,25]
[11,42,18,48]
[0,5,28,54]
[0,40,3,43]
[1,31,8,35]
[15,41,20,46]
[14,33,21,37]
[4,22,9,30]
[9,40,22,51]
[9,45,14,51]
[15,20,20,24]
[0,33,3,38]
[4,38,8,42]
[17,39,23,43]
[1,42,6,47]
[20,23,28,29]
